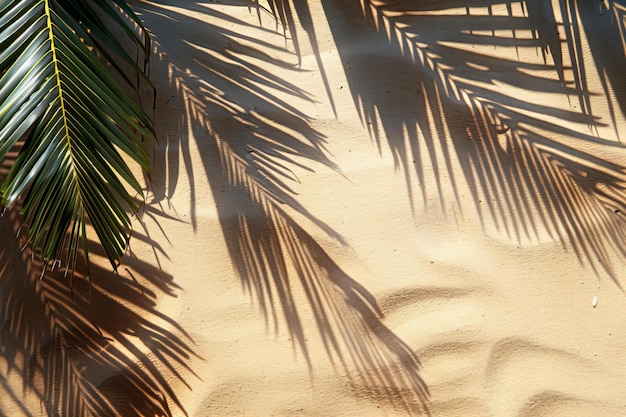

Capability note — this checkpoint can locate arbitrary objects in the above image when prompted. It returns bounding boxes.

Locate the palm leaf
[0,0,153,275]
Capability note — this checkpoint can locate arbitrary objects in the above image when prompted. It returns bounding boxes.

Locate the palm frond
[0,0,153,275]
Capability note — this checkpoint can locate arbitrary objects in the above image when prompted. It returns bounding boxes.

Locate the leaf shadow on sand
[0,205,197,416]
[137,0,430,414]
[320,0,626,284]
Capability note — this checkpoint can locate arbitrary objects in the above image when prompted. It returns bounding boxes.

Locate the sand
[2,0,626,416]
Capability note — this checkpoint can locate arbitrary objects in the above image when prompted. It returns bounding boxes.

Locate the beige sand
[2,0,626,416]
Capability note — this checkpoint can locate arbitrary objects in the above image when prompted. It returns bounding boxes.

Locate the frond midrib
[42,0,85,262]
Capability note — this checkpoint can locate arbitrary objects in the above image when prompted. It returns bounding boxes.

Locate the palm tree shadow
[321,0,626,284]
[0,207,197,417]
[137,0,430,414]
[577,0,626,137]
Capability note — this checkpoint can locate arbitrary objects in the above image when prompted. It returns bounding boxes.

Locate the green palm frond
[0,0,153,275]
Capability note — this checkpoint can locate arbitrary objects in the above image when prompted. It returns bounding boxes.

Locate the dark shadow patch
[0,208,197,416]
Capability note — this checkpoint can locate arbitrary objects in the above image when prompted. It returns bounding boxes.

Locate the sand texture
[2,0,626,416]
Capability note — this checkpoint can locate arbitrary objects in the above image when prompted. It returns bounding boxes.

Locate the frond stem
[44,0,71,147]
[43,0,83,265]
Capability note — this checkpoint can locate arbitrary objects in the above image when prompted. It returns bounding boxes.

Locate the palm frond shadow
[139,1,429,414]
[577,0,626,134]
[321,0,626,283]
[0,209,196,417]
